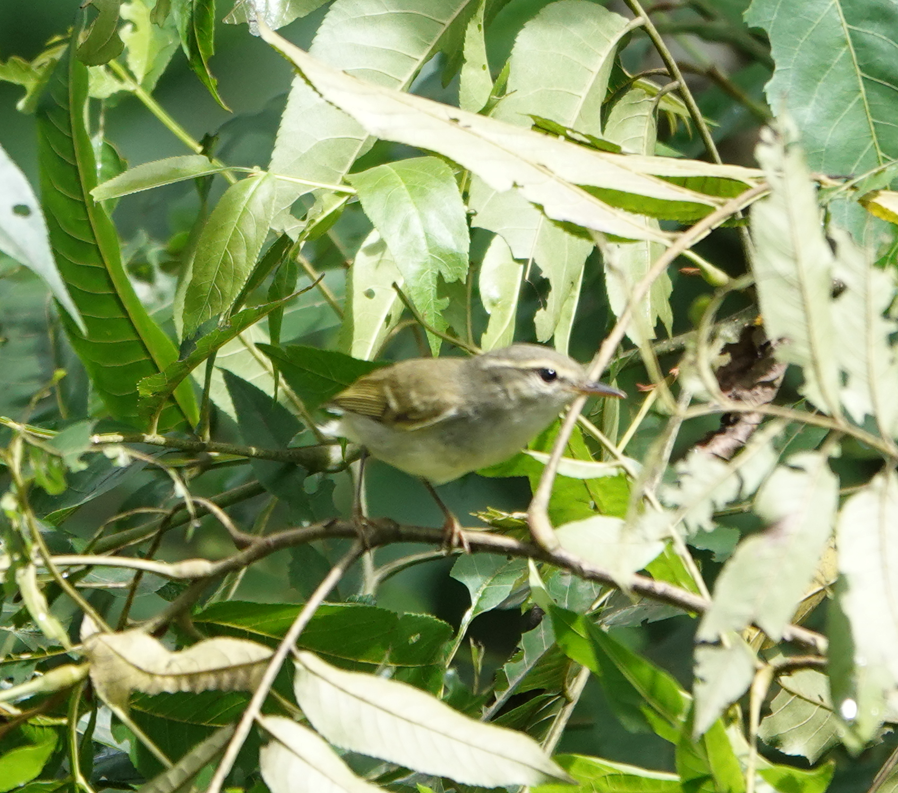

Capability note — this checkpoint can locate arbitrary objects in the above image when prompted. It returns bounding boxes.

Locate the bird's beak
[579,381,627,399]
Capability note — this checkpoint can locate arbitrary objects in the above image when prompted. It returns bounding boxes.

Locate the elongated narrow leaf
[834,471,898,740]
[293,651,571,786]
[550,606,689,742]
[698,452,837,642]
[601,86,672,345]
[260,716,383,793]
[258,343,384,409]
[0,140,83,331]
[269,0,480,228]
[337,229,404,360]
[37,42,197,428]
[257,23,736,242]
[172,0,228,109]
[138,724,236,793]
[692,639,756,738]
[458,0,491,112]
[182,173,277,335]
[82,617,272,709]
[348,157,469,354]
[137,295,293,421]
[829,228,898,434]
[92,154,227,200]
[750,122,840,414]
[479,234,521,350]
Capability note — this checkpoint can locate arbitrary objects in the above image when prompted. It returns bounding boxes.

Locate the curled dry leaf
[80,616,272,709]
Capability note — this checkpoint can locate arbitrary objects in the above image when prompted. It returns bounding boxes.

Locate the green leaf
[744,0,898,177]
[293,651,572,786]
[479,234,522,350]
[36,42,198,428]
[758,761,834,793]
[750,120,840,415]
[601,86,672,346]
[347,157,469,354]
[269,0,481,229]
[260,717,383,793]
[224,0,330,29]
[337,229,404,360]
[76,0,125,66]
[692,638,756,738]
[535,754,681,793]
[182,173,277,335]
[92,154,227,201]
[194,601,451,671]
[450,555,526,620]
[833,470,898,741]
[120,0,179,91]
[698,451,837,642]
[0,727,58,793]
[223,369,309,513]
[136,296,292,423]
[0,141,84,331]
[829,227,898,434]
[172,0,228,110]
[758,669,840,762]
[258,25,746,243]
[256,343,385,410]
[549,605,689,742]
[675,713,745,793]
[0,44,66,112]
[458,0,491,112]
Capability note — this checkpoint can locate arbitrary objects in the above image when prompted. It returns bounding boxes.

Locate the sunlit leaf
[292,651,572,786]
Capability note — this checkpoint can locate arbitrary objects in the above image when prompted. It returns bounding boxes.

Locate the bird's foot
[442,514,470,553]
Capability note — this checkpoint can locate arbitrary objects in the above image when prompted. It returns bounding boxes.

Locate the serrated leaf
[76,0,125,66]
[478,234,521,350]
[829,227,898,434]
[337,229,404,360]
[758,670,839,763]
[182,173,277,335]
[698,452,837,642]
[458,0,491,112]
[92,154,227,200]
[260,716,383,793]
[450,555,526,620]
[834,470,898,740]
[347,157,469,354]
[138,295,291,421]
[37,42,198,428]
[269,0,481,229]
[692,639,756,738]
[292,651,572,786]
[137,724,235,793]
[257,343,385,410]
[120,0,179,91]
[535,754,681,793]
[601,86,672,345]
[257,24,741,242]
[0,141,83,331]
[172,0,228,110]
[225,0,330,29]
[81,617,273,709]
[550,605,689,742]
[745,0,898,178]
[750,122,840,414]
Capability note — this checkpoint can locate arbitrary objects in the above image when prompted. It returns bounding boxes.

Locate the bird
[325,343,626,549]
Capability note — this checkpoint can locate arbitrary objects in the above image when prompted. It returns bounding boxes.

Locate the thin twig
[528,183,769,550]
[205,542,364,793]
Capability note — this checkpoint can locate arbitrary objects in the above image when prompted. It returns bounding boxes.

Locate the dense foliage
[2,0,898,791]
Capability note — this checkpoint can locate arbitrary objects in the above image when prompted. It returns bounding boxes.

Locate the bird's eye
[538,368,558,383]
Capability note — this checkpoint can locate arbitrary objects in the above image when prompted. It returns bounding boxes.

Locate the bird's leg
[422,480,470,553]
[350,451,372,548]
